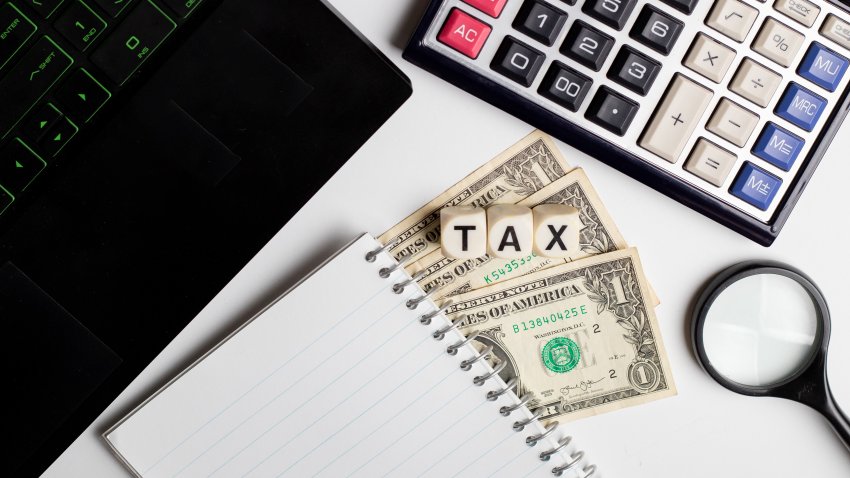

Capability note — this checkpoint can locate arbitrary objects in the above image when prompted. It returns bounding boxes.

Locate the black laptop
[0,0,411,475]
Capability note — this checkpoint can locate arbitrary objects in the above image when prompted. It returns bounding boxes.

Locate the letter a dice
[487,205,533,259]
[440,206,487,259]
[532,204,581,258]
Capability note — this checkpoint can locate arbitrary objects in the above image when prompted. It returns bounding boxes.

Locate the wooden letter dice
[532,204,581,258]
[487,205,533,259]
[440,206,487,259]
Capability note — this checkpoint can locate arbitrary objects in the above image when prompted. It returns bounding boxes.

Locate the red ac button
[437,9,492,59]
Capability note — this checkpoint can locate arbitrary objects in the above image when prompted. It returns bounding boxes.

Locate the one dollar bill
[408,168,628,300]
[444,248,676,423]
[379,130,571,263]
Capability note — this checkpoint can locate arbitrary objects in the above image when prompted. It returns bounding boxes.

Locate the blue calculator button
[752,123,804,171]
[775,83,827,131]
[730,162,782,210]
[798,42,849,92]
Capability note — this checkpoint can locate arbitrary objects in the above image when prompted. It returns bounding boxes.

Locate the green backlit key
[21,102,63,141]
[0,185,13,216]
[0,3,37,71]
[39,110,78,157]
[161,0,202,18]
[91,0,175,85]
[0,36,73,139]
[0,137,46,194]
[54,0,108,51]
[92,0,133,17]
[56,68,111,123]
[23,0,66,19]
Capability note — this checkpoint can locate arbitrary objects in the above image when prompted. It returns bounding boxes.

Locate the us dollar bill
[379,130,571,263]
[407,168,627,300]
[444,248,676,423]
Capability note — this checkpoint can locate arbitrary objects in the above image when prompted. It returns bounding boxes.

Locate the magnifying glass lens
[702,273,819,387]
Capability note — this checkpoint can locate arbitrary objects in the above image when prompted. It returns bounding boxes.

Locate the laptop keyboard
[406,0,850,243]
[0,0,201,216]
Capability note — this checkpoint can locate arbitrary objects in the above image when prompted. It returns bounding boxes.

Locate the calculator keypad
[422,0,850,224]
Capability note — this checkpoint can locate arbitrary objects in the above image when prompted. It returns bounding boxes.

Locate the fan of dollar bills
[379,131,676,423]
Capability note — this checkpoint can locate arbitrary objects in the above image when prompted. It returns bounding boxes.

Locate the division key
[91,0,176,85]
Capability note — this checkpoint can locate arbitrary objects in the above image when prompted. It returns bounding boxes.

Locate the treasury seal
[541,337,580,373]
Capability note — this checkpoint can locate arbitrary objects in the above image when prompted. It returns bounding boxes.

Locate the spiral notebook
[104,234,597,477]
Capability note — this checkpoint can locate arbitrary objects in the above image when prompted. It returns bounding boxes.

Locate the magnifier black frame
[693,261,850,452]
[692,261,830,398]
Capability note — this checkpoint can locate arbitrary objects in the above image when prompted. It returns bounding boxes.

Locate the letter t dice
[440,206,487,259]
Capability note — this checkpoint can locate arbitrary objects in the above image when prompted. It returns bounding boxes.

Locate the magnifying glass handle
[823,384,850,451]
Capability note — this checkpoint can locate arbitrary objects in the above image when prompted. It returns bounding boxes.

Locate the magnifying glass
[692,261,849,451]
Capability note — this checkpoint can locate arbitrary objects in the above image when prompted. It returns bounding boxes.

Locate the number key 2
[561,21,614,71]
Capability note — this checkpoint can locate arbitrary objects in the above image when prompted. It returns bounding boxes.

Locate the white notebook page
[105,234,593,478]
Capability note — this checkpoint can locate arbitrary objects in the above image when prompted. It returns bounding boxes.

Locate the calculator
[404,0,850,245]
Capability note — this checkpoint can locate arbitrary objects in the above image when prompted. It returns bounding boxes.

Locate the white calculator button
[707,98,760,147]
[706,0,759,42]
[639,74,713,163]
[821,14,850,52]
[684,138,738,187]
[683,34,736,83]
[752,18,805,67]
[773,0,819,28]
[729,58,783,107]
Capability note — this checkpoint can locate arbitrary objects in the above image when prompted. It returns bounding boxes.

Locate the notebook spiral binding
[365,242,597,478]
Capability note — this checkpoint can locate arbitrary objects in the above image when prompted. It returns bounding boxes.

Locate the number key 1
[513,0,567,46]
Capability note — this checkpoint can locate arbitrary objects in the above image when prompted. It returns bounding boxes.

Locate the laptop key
[0,185,13,215]
[0,138,47,194]
[161,0,203,18]
[54,0,108,51]
[39,114,78,157]
[0,36,73,139]
[21,102,63,142]
[92,0,133,17]
[55,68,111,123]
[91,0,176,85]
[0,3,37,71]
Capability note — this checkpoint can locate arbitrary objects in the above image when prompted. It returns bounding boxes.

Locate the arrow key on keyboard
[0,138,46,194]
[56,68,111,122]
[21,102,63,142]
[39,115,78,157]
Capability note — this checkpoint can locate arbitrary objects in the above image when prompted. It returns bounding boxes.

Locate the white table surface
[45,0,850,476]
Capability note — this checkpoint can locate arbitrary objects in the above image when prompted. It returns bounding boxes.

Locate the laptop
[0,0,411,475]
